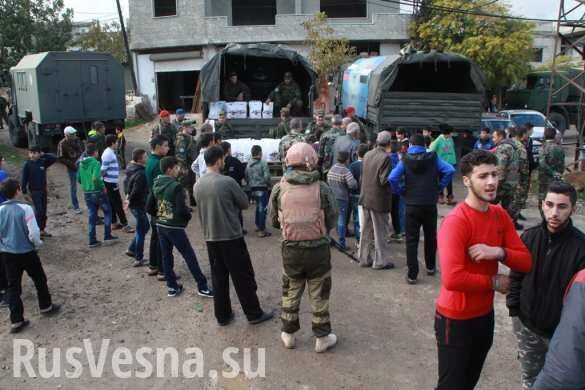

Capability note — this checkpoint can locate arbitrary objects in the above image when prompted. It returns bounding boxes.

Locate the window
[232,0,276,26]
[532,48,544,63]
[17,72,27,92]
[321,0,367,18]
[154,0,176,17]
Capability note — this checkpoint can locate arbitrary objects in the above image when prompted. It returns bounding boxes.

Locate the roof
[10,52,50,71]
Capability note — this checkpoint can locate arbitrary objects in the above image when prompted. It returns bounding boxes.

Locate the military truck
[8,52,126,148]
[505,69,585,133]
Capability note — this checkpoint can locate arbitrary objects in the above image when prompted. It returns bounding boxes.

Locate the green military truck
[505,69,585,133]
[8,52,126,149]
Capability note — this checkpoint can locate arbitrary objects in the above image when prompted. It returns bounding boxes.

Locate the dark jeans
[128,208,150,261]
[405,205,438,279]
[105,182,127,225]
[84,192,112,244]
[206,238,263,323]
[149,216,162,273]
[30,190,47,231]
[391,194,402,234]
[349,194,360,242]
[4,251,52,324]
[66,168,79,210]
[0,253,7,291]
[435,311,495,390]
[158,226,208,291]
[336,199,349,248]
[252,189,268,231]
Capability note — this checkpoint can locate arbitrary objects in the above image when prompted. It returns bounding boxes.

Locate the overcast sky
[63,0,575,22]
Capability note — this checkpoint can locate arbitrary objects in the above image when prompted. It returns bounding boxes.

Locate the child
[21,146,57,237]
[245,145,272,238]
[474,128,496,151]
[327,151,357,250]
[115,127,127,169]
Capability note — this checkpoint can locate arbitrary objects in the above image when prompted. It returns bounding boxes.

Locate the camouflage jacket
[279,132,306,163]
[513,139,530,179]
[539,140,565,180]
[216,121,234,139]
[268,81,302,107]
[269,119,290,139]
[175,133,197,164]
[307,122,331,139]
[319,127,345,173]
[495,140,519,187]
[151,122,178,146]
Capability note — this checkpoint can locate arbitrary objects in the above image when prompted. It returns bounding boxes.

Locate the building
[128,0,411,112]
[530,21,584,68]
[68,21,95,52]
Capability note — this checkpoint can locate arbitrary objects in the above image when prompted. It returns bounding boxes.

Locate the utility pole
[116,0,138,94]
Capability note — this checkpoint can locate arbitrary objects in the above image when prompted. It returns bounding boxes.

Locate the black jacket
[223,155,245,186]
[507,220,585,338]
[124,163,147,209]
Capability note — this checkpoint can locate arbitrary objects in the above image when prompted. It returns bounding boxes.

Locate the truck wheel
[549,112,567,133]
[8,118,27,148]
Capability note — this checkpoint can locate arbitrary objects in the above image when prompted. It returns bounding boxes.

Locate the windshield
[481,120,512,131]
[510,114,546,127]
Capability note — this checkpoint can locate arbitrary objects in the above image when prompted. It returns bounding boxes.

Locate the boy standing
[102,135,133,233]
[124,149,150,267]
[245,145,272,237]
[474,128,496,151]
[327,151,357,250]
[57,126,84,214]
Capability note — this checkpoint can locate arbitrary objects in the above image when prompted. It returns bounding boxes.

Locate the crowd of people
[0,105,584,389]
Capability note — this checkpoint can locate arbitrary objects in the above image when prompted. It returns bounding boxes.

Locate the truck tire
[549,112,567,133]
[8,116,27,148]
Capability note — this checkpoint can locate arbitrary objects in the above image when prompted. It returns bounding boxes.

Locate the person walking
[194,146,273,326]
[507,182,585,389]
[245,145,272,237]
[21,146,57,237]
[147,157,213,298]
[493,128,520,219]
[268,142,339,352]
[0,179,61,333]
[430,124,457,205]
[435,150,532,389]
[102,135,133,233]
[124,149,150,267]
[389,134,455,284]
[57,126,83,214]
[327,151,357,250]
[357,131,395,270]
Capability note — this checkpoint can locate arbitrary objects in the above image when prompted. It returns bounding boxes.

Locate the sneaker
[73,208,82,215]
[132,259,145,267]
[426,268,436,276]
[10,319,30,334]
[257,231,272,238]
[315,333,338,353]
[249,310,274,325]
[147,268,159,276]
[103,236,119,245]
[122,225,135,234]
[89,241,102,248]
[125,250,136,258]
[281,332,296,349]
[167,284,184,297]
[406,276,418,285]
[197,288,214,298]
[40,303,61,316]
[373,263,395,270]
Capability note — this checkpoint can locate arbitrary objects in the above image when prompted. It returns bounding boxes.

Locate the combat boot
[281,332,296,349]
[315,333,337,353]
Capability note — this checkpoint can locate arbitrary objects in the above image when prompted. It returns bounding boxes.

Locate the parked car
[480,114,514,132]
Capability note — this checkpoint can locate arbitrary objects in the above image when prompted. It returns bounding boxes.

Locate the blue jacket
[388,145,455,195]
[474,138,495,151]
[21,154,57,193]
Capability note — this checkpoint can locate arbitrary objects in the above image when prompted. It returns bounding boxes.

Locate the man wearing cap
[57,126,84,214]
[151,110,178,156]
[266,72,303,116]
[173,108,187,127]
[223,72,251,102]
[269,108,291,139]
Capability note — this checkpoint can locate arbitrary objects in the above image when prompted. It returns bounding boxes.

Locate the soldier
[307,112,330,140]
[266,71,303,116]
[538,127,565,203]
[216,111,234,139]
[223,71,250,102]
[268,142,339,353]
[493,128,519,220]
[510,127,530,230]
[173,108,187,127]
[0,94,9,129]
[269,108,291,139]
[175,124,197,206]
[318,115,345,178]
[87,121,106,158]
[151,110,178,156]
[279,118,306,172]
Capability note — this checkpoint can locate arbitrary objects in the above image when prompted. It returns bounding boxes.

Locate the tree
[77,21,127,64]
[0,0,72,83]
[412,0,533,92]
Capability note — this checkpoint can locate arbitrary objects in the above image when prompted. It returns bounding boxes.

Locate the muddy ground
[0,124,583,390]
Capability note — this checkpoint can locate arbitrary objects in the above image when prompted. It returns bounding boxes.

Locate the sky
[63,0,576,22]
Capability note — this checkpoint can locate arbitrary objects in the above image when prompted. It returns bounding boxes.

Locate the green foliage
[77,21,127,64]
[412,0,534,89]
[303,12,355,79]
[0,0,73,83]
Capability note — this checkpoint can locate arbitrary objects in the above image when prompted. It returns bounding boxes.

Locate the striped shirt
[101,147,120,184]
[327,163,357,202]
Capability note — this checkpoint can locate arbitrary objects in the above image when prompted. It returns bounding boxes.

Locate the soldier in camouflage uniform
[279,118,306,171]
[151,110,178,156]
[266,72,303,116]
[493,129,519,219]
[269,108,291,139]
[318,115,345,178]
[510,127,530,229]
[268,142,339,353]
[175,125,197,206]
[307,112,330,140]
[538,128,565,202]
[215,111,234,139]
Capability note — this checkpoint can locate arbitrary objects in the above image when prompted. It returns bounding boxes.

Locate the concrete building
[128,0,410,112]
[68,21,95,52]
[530,22,584,68]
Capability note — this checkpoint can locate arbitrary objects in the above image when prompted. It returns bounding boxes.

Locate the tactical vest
[278,180,326,241]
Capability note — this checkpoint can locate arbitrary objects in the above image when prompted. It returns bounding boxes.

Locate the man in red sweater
[435,150,532,389]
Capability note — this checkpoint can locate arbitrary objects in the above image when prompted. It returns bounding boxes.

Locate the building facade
[129,0,410,112]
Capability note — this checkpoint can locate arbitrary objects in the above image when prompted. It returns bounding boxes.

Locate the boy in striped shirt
[327,151,357,250]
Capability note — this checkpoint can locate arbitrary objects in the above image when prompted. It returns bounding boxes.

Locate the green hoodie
[145,154,163,191]
[77,157,104,193]
[152,175,190,228]
[268,169,338,248]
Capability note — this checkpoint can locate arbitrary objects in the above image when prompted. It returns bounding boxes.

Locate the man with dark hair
[192,132,214,180]
[175,124,197,206]
[266,71,303,116]
[389,134,455,284]
[430,125,457,205]
[145,135,169,278]
[538,128,565,204]
[327,151,357,250]
[507,181,585,389]
[474,128,495,151]
[0,179,60,333]
[493,128,520,219]
[319,115,345,178]
[124,149,149,267]
[21,146,57,237]
[102,134,132,233]
[147,156,212,298]
[194,146,273,326]
[87,121,106,158]
[435,150,531,389]
[221,141,245,187]
[278,118,305,172]
[245,145,272,237]
[348,144,369,243]
[223,71,250,102]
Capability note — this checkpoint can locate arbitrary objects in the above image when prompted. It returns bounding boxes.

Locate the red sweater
[436,202,532,320]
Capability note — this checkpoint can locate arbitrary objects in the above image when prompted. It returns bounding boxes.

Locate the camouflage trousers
[281,244,332,337]
[496,184,516,220]
[513,317,550,390]
[510,174,531,219]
